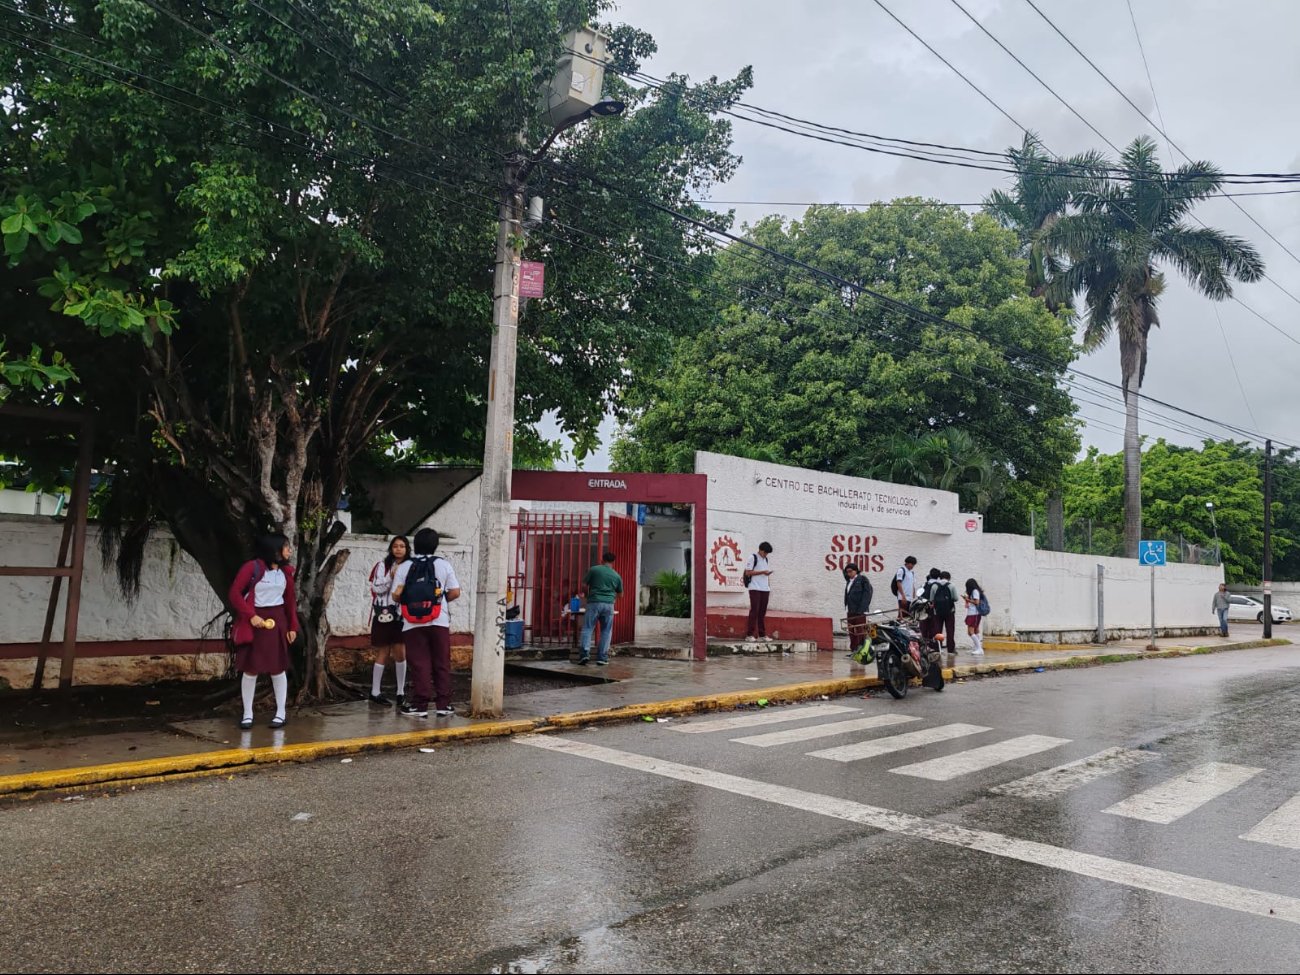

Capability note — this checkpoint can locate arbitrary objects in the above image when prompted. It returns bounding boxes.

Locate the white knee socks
[971,631,984,654]
[395,660,408,695]
[271,672,288,720]
[241,673,257,721]
[371,663,385,696]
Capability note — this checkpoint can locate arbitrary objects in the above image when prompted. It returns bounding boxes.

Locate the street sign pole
[1149,565,1156,649]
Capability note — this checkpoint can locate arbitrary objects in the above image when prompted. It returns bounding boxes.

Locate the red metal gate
[509,510,639,648]
[608,514,638,645]
[509,511,595,646]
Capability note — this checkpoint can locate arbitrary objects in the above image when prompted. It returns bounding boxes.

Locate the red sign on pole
[520,261,545,298]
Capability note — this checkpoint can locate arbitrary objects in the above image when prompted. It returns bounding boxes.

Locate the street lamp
[1206,501,1220,561]
[469,35,623,717]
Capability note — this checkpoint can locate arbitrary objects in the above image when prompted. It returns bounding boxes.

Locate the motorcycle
[852,598,945,699]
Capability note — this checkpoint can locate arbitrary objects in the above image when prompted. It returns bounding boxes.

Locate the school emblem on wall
[709,533,744,589]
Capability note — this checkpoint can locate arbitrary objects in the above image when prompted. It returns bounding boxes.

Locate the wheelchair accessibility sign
[1139,540,1167,566]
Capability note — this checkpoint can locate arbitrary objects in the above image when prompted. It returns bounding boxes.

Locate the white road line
[991,747,1159,800]
[516,735,1300,925]
[808,723,990,763]
[668,703,858,734]
[890,735,1071,781]
[731,714,920,747]
[1103,762,1264,824]
[1241,795,1300,850]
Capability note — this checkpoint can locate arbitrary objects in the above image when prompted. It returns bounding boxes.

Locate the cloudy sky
[545,0,1300,469]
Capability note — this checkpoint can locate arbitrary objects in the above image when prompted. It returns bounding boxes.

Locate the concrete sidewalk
[0,631,1290,797]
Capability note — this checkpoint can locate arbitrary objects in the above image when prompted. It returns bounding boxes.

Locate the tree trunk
[1123,366,1143,558]
[292,513,352,704]
[1046,490,1065,551]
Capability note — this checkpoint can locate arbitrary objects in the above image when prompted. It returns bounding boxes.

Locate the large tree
[613,202,1080,514]
[1043,137,1264,557]
[1054,439,1289,583]
[0,0,746,698]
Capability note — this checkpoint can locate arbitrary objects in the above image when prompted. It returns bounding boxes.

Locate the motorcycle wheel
[882,650,909,699]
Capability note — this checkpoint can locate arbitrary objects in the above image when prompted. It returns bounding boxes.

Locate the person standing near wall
[963,578,987,656]
[1212,583,1231,638]
[744,542,774,642]
[392,528,461,718]
[892,556,917,620]
[919,567,942,640]
[580,550,623,665]
[366,535,409,706]
[936,570,959,654]
[228,533,299,729]
[843,563,873,656]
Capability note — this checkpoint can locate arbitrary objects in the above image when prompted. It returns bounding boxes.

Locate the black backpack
[933,581,956,617]
[400,557,445,624]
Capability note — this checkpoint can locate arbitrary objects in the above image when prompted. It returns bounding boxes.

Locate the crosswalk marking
[991,747,1159,800]
[808,723,991,763]
[669,703,859,734]
[517,735,1300,926]
[1241,795,1300,850]
[731,713,920,747]
[890,735,1071,781]
[1103,762,1264,824]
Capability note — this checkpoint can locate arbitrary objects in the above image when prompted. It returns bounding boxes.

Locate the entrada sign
[587,477,628,490]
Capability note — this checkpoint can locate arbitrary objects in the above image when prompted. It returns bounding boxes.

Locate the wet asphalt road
[3,648,1299,974]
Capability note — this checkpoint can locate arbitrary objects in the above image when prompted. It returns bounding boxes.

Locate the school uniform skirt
[370,605,404,646]
[236,604,292,675]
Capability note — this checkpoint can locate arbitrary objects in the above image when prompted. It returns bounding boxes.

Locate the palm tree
[984,133,1107,313]
[1045,136,1264,557]
[985,135,1103,546]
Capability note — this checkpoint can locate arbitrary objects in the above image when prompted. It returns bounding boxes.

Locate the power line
[863,0,1300,352]
[1020,0,1300,278]
[10,9,1293,455]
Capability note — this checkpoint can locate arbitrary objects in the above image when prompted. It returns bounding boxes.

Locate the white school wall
[695,452,1223,640]
[0,516,474,686]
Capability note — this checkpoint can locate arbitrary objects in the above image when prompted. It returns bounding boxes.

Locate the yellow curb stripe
[3,637,1287,798]
[0,718,540,797]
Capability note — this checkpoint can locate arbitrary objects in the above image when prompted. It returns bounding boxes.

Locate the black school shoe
[368,693,391,706]
[400,702,429,718]
[270,715,287,729]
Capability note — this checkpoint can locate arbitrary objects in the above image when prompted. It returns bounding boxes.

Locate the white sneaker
[762,636,772,642]
[745,635,756,642]
[970,649,985,656]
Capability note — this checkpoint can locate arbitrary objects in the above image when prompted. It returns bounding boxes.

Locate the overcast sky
[543,0,1300,470]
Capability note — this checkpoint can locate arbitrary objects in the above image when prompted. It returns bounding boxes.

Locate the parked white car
[1225,594,1292,623]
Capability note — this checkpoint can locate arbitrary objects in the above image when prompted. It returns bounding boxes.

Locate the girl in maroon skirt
[366,535,409,706]
[228,533,300,729]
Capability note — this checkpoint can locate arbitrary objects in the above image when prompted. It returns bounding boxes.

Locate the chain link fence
[1030,512,1221,565]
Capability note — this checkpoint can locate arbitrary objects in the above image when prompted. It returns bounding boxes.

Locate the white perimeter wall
[697,453,1223,638]
[0,516,476,646]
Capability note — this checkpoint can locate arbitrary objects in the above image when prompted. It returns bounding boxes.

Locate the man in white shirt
[392,528,461,718]
[745,542,774,641]
[894,556,917,620]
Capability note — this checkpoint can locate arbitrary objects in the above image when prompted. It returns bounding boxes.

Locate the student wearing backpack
[366,535,409,706]
[392,528,461,718]
[744,542,774,641]
[843,563,873,656]
[935,571,959,654]
[919,567,942,639]
[891,556,917,619]
[228,533,299,730]
[963,577,988,656]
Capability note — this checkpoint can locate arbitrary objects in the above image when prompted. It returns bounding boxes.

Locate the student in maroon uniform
[228,533,299,729]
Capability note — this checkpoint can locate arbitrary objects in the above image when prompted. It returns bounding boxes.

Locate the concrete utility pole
[470,28,621,717]
[469,160,526,717]
[1263,439,1274,639]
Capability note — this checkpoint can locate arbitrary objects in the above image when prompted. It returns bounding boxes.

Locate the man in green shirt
[579,550,623,666]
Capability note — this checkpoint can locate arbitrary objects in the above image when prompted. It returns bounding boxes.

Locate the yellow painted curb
[0,718,540,798]
[544,676,881,728]
[982,640,1070,652]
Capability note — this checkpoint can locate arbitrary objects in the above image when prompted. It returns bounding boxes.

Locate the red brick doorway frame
[511,471,708,660]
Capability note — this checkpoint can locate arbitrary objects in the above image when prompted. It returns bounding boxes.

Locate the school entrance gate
[508,471,708,659]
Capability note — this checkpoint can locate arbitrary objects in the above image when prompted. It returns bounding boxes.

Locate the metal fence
[1030,512,1221,565]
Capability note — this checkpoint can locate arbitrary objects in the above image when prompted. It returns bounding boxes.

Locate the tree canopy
[1,0,747,697]
[612,202,1080,521]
